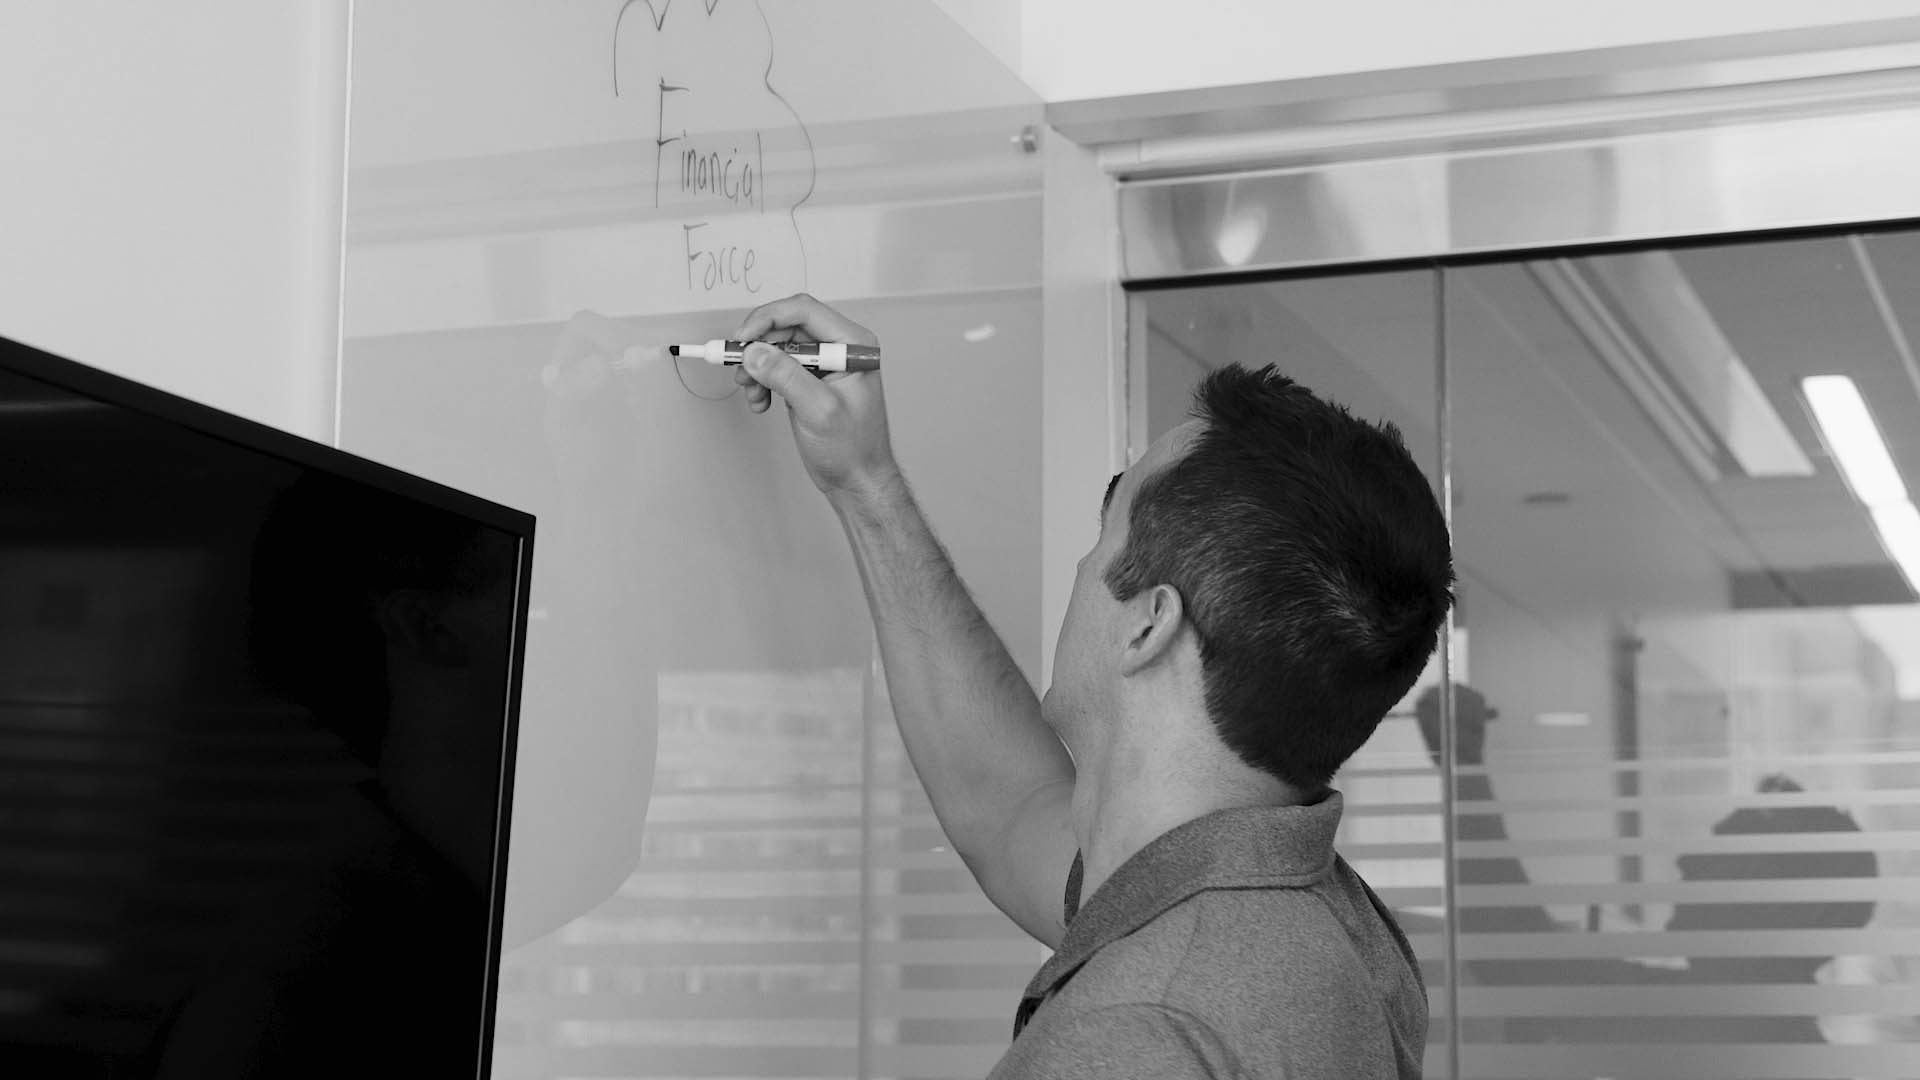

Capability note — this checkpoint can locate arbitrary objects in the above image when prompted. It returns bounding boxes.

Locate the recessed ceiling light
[1803,375,1920,594]
[1871,501,1920,595]
[1802,375,1907,507]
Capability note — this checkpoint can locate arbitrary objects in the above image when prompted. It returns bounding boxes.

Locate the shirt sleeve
[999,1003,1249,1080]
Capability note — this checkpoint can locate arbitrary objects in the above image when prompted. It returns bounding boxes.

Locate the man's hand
[730,293,898,499]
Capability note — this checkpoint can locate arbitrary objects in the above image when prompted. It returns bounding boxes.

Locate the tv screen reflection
[0,351,526,1078]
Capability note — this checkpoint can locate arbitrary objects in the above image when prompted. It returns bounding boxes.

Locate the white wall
[927,0,1024,81]
[0,1,348,442]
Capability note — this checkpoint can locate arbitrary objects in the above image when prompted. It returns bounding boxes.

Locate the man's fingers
[740,341,831,414]
[733,293,878,347]
[731,364,771,412]
[729,295,869,420]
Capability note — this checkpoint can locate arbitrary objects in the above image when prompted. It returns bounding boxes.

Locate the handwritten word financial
[614,0,806,298]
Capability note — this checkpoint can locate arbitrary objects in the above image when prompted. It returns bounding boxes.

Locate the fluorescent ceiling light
[1871,501,1920,595]
[1802,375,1908,507]
[1803,375,1920,596]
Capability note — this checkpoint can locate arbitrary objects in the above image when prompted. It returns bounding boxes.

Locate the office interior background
[11,2,1920,1077]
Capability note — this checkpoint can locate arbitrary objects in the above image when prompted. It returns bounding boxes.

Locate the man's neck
[1068,734,1299,906]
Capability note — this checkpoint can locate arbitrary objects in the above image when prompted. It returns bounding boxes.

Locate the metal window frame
[1090,23,1920,281]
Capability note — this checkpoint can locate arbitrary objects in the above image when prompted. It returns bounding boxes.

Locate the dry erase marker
[669,340,880,373]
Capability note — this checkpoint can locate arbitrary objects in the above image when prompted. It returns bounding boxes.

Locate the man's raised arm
[728,294,1078,947]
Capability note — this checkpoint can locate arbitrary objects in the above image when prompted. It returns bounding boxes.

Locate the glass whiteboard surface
[341,3,1044,1077]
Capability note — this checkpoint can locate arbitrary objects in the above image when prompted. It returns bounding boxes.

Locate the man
[729,294,1452,1078]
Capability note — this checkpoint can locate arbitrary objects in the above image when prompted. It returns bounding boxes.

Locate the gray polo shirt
[988,792,1427,1079]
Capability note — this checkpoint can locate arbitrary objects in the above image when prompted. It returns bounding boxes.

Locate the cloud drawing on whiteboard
[613,0,814,296]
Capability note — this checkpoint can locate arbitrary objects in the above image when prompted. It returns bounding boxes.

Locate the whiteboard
[341,2,1046,1076]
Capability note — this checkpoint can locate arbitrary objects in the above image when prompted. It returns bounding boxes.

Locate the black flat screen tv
[0,334,531,1078]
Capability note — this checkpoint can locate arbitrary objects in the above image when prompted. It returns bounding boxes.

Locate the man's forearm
[829,469,1075,858]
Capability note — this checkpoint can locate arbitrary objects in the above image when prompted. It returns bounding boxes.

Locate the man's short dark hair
[1103,364,1454,792]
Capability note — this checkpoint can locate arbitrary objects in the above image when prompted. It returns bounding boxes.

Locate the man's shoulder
[1035,876,1425,1078]
[989,1002,1243,1080]
[1107,881,1406,1001]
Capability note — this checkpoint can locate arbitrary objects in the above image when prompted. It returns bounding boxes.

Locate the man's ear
[1118,584,1186,676]
[373,589,468,667]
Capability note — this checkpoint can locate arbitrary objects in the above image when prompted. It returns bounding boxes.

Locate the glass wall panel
[1132,224,1920,1079]
[1446,231,1920,1079]
[340,2,1046,1076]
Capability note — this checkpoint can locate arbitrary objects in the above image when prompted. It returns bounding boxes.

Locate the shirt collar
[1015,791,1345,1026]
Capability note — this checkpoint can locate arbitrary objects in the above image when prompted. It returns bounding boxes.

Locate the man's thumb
[743,342,830,411]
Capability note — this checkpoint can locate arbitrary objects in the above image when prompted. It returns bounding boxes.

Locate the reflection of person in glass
[148,477,516,1078]
[1668,771,1876,1044]
[1413,684,1558,936]
[1416,684,1877,1046]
